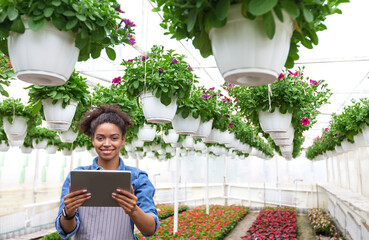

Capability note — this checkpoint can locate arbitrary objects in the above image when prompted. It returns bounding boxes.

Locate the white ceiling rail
[296,56,369,64]
[78,71,113,84]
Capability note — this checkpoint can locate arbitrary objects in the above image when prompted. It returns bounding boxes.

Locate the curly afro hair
[78,104,133,138]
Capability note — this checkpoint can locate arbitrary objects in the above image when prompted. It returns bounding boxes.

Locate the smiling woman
[54,104,159,240]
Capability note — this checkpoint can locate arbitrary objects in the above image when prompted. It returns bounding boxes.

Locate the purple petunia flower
[158,68,164,75]
[140,55,147,61]
[187,65,193,71]
[127,59,133,63]
[128,33,136,46]
[310,79,318,86]
[201,94,210,99]
[112,76,122,84]
[115,5,125,13]
[123,18,136,28]
[301,117,309,125]
[171,58,179,64]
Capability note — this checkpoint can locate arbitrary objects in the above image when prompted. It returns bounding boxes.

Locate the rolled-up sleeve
[133,171,160,237]
[55,173,81,239]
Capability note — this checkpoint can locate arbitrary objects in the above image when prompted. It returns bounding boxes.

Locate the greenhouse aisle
[224,211,258,240]
[296,214,317,240]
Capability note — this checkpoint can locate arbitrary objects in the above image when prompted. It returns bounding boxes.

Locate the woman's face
[92,123,124,163]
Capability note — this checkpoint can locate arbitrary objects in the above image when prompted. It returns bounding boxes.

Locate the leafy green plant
[73,133,90,148]
[119,45,196,106]
[0,98,41,128]
[0,127,8,145]
[0,0,135,61]
[0,52,13,96]
[25,71,90,117]
[152,0,347,68]
[41,231,70,240]
[27,127,56,143]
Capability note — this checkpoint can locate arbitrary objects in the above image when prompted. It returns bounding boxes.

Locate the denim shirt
[55,157,159,239]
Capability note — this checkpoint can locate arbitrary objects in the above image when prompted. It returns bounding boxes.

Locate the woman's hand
[64,183,91,218]
[112,185,138,217]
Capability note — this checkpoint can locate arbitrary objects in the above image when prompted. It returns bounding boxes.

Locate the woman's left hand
[112,185,138,216]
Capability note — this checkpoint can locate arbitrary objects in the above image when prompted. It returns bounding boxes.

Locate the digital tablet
[70,170,131,207]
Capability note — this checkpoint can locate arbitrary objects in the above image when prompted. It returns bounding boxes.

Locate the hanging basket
[334,145,344,154]
[280,145,293,154]
[137,124,157,142]
[218,131,235,145]
[0,141,9,152]
[163,129,179,144]
[182,136,194,149]
[7,130,27,143]
[140,91,177,124]
[341,140,356,152]
[209,4,293,86]
[172,113,200,135]
[75,146,86,152]
[46,145,58,154]
[194,142,206,151]
[132,139,144,148]
[32,139,48,149]
[124,144,136,152]
[59,128,78,143]
[9,139,24,147]
[42,98,78,131]
[203,128,221,143]
[8,20,79,86]
[269,125,294,140]
[3,116,27,138]
[20,146,33,154]
[274,138,293,146]
[191,119,213,138]
[63,148,73,156]
[258,108,292,133]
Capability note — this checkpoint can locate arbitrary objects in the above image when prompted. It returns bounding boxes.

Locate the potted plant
[159,123,179,144]
[25,71,90,131]
[118,45,196,123]
[153,0,346,86]
[230,67,331,158]
[0,0,135,86]
[27,127,57,149]
[73,133,90,152]
[0,52,14,96]
[0,127,9,152]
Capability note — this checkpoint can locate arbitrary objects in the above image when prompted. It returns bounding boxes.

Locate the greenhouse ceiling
[3,0,369,149]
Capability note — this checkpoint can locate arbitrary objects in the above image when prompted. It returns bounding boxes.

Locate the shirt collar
[91,157,125,170]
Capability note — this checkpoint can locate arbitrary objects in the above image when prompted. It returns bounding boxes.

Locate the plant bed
[136,205,248,239]
[308,208,345,240]
[242,206,298,240]
[156,204,188,219]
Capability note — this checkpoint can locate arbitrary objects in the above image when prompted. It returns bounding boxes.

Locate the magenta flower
[140,55,147,61]
[171,58,179,64]
[128,33,136,46]
[301,117,309,125]
[288,70,294,75]
[324,127,329,132]
[112,76,121,84]
[227,122,233,129]
[209,87,215,91]
[201,94,210,99]
[115,5,125,13]
[278,73,284,79]
[310,79,318,85]
[127,59,133,63]
[334,133,338,137]
[158,68,164,75]
[123,18,136,28]
[187,65,193,71]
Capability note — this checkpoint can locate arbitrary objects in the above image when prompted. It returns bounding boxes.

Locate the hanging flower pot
[137,124,157,142]
[132,139,144,148]
[258,108,292,133]
[194,142,206,151]
[334,145,344,154]
[218,131,235,145]
[7,130,26,143]
[354,126,369,147]
[9,139,24,147]
[20,146,33,154]
[75,146,86,152]
[8,21,80,86]
[146,151,155,159]
[163,129,179,144]
[172,113,200,135]
[203,128,221,143]
[165,146,175,153]
[3,116,27,138]
[42,98,78,131]
[182,136,194,149]
[341,140,356,152]
[32,139,48,149]
[171,142,181,148]
[59,128,78,143]
[240,143,251,154]
[274,138,293,146]
[280,145,293,154]
[140,92,177,124]
[151,144,161,152]
[0,141,9,152]
[269,125,294,140]
[63,148,73,156]
[209,4,293,86]
[191,119,213,138]
[124,144,136,152]
[46,145,58,154]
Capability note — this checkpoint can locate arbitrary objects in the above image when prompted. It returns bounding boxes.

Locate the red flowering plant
[229,67,331,158]
[136,205,248,239]
[0,52,14,97]
[119,45,196,106]
[156,204,188,219]
[242,206,298,240]
[308,208,345,239]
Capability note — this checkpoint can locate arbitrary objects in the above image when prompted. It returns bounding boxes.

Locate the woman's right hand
[63,183,91,218]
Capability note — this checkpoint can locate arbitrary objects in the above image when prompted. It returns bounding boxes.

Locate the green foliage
[152,0,348,68]
[27,127,56,143]
[0,0,135,61]
[230,67,331,158]
[0,127,8,145]
[0,52,13,97]
[119,45,196,106]
[25,71,90,118]
[41,231,70,240]
[73,133,90,148]
[0,98,41,128]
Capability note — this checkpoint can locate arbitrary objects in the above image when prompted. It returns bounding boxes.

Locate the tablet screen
[71,170,131,207]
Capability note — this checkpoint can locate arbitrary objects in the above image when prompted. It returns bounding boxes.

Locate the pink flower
[310,79,318,85]
[334,133,338,137]
[227,122,233,129]
[115,4,125,13]
[301,117,309,125]
[324,128,329,132]
[112,76,121,84]
[278,73,284,79]
[187,65,193,71]
[171,58,179,64]
[123,18,136,28]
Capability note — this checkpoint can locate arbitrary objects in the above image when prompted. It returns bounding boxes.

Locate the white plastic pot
[46,145,58,154]
[143,146,151,152]
[3,116,27,137]
[132,139,144,148]
[240,143,251,154]
[191,119,213,138]
[59,128,78,143]
[274,138,293,146]
[140,92,177,124]
[269,125,294,140]
[341,139,356,152]
[42,98,78,131]
[74,146,86,152]
[209,4,293,86]
[203,128,221,143]
[326,151,334,158]
[182,136,194,149]
[9,139,24,147]
[280,145,293,154]
[8,20,79,86]
[137,124,157,142]
[32,139,48,149]
[124,144,135,152]
[20,146,33,154]
[165,146,175,153]
[172,113,200,135]
[335,145,344,154]
[218,131,234,145]
[151,144,161,152]
[146,151,155,159]
[63,148,73,156]
[7,130,27,142]
[258,108,292,133]
[163,129,179,144]
[194,142,206,151]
